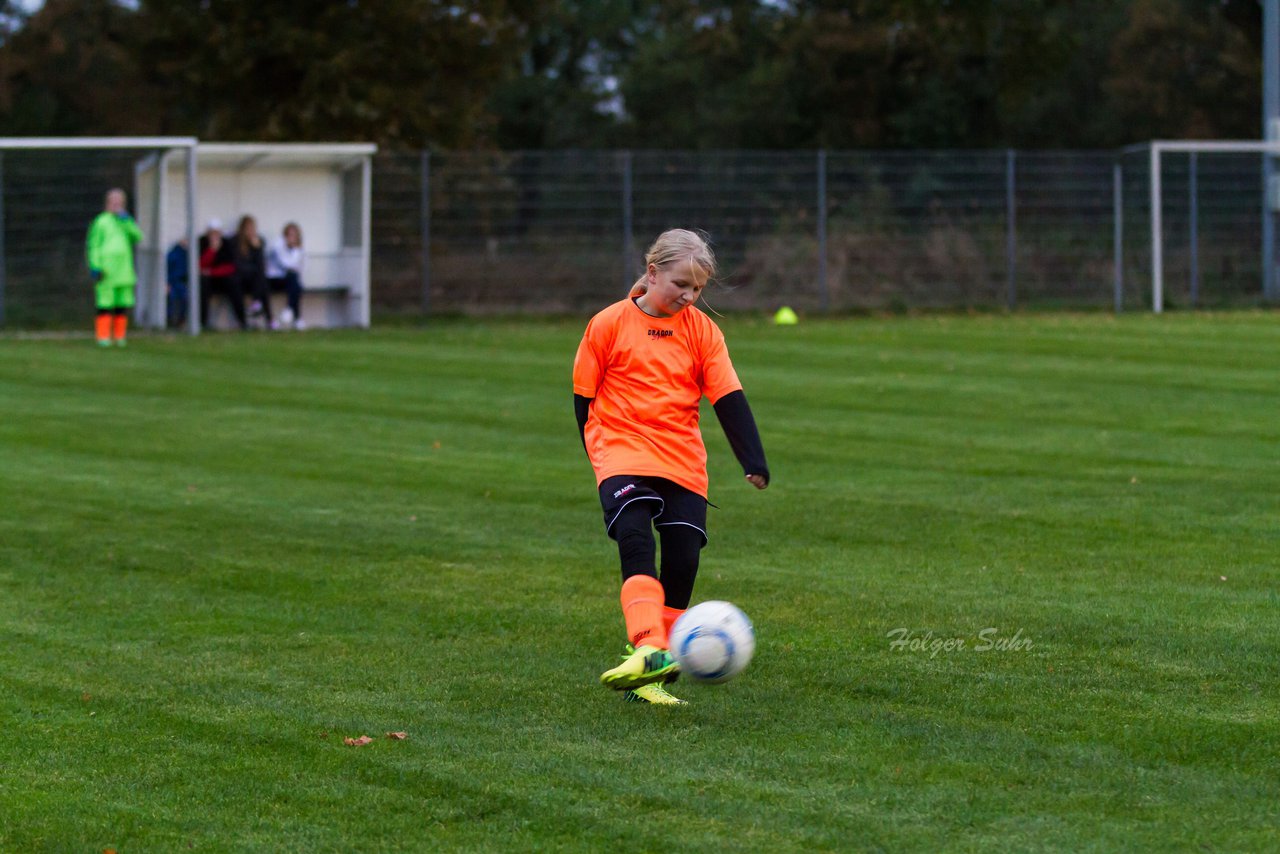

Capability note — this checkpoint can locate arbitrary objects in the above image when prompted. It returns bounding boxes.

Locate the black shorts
[598,475,708,545]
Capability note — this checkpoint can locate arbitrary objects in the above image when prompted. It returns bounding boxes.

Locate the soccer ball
[669,600,755,683]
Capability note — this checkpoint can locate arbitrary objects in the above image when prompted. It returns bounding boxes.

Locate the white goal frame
[1148,139,1280,313]
[0,137,200,332]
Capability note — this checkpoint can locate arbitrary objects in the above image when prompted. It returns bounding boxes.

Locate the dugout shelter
[136,142,376,332]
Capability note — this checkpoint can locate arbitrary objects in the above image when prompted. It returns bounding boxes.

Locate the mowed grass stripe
[1,313,1278,851]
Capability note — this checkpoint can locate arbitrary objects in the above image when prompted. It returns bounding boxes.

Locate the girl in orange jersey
[572,229,770,705]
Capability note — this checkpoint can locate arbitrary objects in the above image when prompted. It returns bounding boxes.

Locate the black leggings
[613,502,704,610]
[200,275,246,329]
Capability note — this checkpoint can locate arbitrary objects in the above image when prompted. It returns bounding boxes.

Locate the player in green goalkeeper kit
[86,188,144,346]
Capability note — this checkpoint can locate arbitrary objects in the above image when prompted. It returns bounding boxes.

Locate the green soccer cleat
[599,644,680,691]
[624,682,687,705]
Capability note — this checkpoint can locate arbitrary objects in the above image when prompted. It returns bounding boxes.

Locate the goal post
[0,137,198,333]
[1147,139,1280,313]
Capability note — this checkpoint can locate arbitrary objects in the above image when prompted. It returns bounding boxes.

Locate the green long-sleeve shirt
[86,212,144,288]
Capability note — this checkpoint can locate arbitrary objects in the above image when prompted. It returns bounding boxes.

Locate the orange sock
[112,314,128,341]
[620,575,668,650]
[663,606,685,637]
[95,314,111,343]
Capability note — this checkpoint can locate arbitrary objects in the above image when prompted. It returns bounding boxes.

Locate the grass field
[2,313,1278,852]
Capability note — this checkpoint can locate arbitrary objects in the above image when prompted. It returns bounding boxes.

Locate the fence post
[1005,149,1017,310]
[817,149,828,312]
[1113,159,1123,313]
[1188,152,1199,307]
[420,151,432,316]
[620,150,634,290]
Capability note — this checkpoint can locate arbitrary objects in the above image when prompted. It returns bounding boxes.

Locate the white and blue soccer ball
[670,600,755,683]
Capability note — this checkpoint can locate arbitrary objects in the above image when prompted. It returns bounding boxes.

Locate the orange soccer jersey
[572,297,742,497]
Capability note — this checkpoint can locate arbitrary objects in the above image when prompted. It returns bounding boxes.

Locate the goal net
[1125,140,1280,312]
[0,138,197,332]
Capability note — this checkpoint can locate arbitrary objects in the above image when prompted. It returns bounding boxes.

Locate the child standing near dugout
[573,229,770,705]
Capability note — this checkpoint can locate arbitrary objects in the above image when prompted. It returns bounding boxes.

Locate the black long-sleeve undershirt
[712,389,769,484]
[574,393,591,450]
[573,390,769,484]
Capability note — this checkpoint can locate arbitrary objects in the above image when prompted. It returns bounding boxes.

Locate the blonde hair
[629,229,717,298]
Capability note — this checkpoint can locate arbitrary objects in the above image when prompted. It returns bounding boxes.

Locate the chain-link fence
[371,148,1277,316]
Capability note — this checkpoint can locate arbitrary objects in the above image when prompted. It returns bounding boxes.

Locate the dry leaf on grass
[343,735,374,746]
[386,731,407,740]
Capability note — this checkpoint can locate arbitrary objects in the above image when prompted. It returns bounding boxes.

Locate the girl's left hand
[745,474,768,490]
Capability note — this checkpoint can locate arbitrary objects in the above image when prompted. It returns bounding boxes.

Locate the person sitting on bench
[266,222,306,330]
[199,220,245,331]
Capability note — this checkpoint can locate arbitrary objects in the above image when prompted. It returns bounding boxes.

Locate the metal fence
[0,146,1274,329]
[371,148,1276,316]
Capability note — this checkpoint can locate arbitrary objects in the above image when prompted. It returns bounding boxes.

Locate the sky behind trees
[0,0,1265,149]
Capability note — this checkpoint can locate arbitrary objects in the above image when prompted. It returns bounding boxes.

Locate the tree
[1103,0,1260,142]
[0,0,1268,148]
[130,0,522,147]
[487,0,642,148]
[0,0,160,136]
[616,0,809,148]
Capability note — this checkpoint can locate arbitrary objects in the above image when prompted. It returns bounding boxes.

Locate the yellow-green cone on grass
[774,306,798,325]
